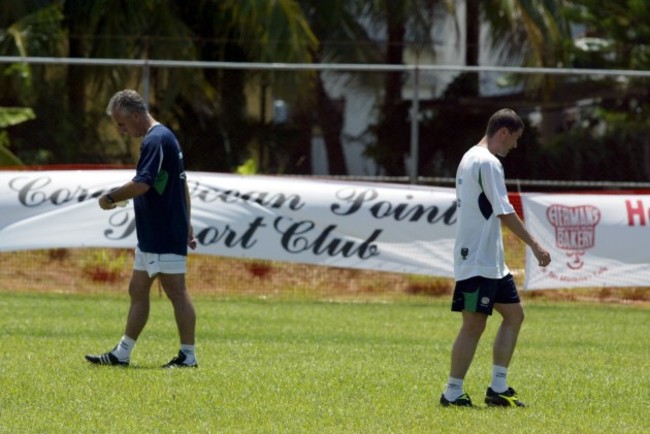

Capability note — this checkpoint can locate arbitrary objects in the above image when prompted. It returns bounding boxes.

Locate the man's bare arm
[98,181,150,210]
[498,212,551,267]
[185,179,197,250]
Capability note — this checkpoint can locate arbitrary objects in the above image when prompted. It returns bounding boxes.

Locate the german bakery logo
[547,204,601,270]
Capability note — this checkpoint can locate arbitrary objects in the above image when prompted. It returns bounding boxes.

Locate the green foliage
[0,106,34,166]
[235,157,258,175]
[550,1,650,182]
[542,105,650,181]
[0,292,647,432]
[1,1,318,172]
[566,0,650,69]
[0,106,35,128]
[0,132,23,166]
[1,0,649,179]
[0,2,64,58]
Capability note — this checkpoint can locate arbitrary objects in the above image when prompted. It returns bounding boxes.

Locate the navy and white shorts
[451,274,519,315]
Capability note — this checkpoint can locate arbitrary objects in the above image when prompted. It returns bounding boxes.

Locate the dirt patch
[1,249,648,305]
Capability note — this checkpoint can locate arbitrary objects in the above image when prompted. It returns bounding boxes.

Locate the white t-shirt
[454,145,515,280]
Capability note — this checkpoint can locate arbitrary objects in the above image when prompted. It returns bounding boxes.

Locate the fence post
[409,64,420,184]
[142,60,150,110]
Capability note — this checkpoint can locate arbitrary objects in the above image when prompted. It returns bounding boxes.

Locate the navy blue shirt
[132,124,189,256]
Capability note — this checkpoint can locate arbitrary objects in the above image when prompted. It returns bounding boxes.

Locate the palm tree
[450,0,571,148]
[562,0,650,179]
[0,1,64,164]
[478,0,572,97]
[0,0,63,105]
[59,0,205,161]
[295,1,458,176]
[4,0,316,169]
[296,0,384,174]
[357,0,456,175]
[172,0,317,172]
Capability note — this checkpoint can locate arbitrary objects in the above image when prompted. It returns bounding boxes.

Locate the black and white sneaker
[161,351,198,369]
[485,387,526,407]
[440,392,473,407]
[85,351,129,367]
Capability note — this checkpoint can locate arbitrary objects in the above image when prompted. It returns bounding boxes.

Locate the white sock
[180,344,196,364]
[443,376,464,401]
[490,365,508,393]
[111,335,136,361]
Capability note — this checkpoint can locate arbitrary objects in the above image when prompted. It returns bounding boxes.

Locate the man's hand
[533,244,551,267]
[98,195,117,210]
[188,225,197,250]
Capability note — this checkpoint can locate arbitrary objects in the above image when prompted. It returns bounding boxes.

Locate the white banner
[522,193,650,289]
[0,170,457,277]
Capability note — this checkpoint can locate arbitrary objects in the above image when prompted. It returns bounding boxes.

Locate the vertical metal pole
[142,60,150,111]
[409,65,420,184]
[260,79,268,171]
[142,36,151,110]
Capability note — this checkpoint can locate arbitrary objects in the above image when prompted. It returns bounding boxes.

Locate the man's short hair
[106,89,147,116]
[486,108,524,137]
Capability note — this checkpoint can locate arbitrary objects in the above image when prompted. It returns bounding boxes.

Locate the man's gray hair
[106,89,147,116]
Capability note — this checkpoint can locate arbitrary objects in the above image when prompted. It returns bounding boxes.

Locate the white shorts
[133,248,187,277]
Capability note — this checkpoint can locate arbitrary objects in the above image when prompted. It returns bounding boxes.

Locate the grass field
[0,291,648,433]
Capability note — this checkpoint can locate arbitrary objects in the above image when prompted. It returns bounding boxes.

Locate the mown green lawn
[0,291,647,433]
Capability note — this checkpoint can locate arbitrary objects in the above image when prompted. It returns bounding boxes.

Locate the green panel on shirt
[153,170,169,195]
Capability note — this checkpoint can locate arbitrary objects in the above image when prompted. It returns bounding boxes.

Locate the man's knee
[159,274,188,301]
[461,312,488,336]
[496,303,524,326]
[512,310,525,328]
[128,271,153,300]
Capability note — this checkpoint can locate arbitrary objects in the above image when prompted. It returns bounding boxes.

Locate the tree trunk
[464,0,480,96]
[315,74,346,175]
[376,2,406,175]
[66,33,87,162]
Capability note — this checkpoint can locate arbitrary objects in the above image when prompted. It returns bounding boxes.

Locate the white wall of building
[313,1,479,175]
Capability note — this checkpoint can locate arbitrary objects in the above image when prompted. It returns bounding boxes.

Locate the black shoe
[485,387,526,407]
[85,351,129,367]
[440,392,473,407]
[161,351,198,368]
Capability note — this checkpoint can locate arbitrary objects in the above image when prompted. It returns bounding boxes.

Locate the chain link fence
[1,58,649,301]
